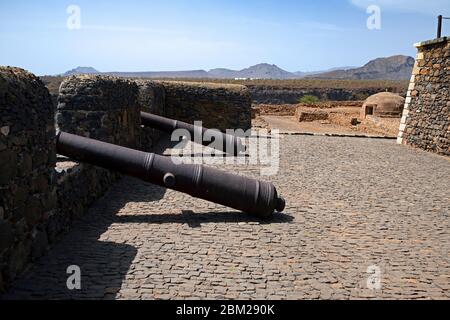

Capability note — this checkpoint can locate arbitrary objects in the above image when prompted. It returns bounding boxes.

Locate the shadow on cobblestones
[1,178,168,300]
[116,210,294,228]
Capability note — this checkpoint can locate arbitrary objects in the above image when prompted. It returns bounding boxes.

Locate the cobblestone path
[3,135,450,299]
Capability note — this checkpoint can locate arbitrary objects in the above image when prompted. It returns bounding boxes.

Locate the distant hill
[237,63,296,79]
[59,56,415,80]
[63,66,100,76]
[209,63,296,79]
[307,55,415,80]
[294,66,356,77]
[208,68,240,78]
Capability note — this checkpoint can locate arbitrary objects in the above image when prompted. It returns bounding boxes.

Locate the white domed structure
[361,92,405,119]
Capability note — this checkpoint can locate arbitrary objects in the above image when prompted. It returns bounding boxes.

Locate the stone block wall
[0,67,57,290]
[56,75,140,148]
[159,81,252,131]
[397,37,450,156]
[52,75,141,243]
[135,80,166,150]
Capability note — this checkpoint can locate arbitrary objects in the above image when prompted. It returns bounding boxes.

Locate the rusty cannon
[56,131,285,219]
[140,112,246,155]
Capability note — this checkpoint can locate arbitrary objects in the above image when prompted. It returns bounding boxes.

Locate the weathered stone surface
[399,38,450,156]
[8,242,29,280]
[135,80,166,115]
[44,75,145,276]
[0,150,16,184]
[0,221,14,252]
[0,67,56,289]
[295,110,329,122]
[0,271,4,293]
[24,196,42,227]
[135,80,166,150]
[31,230,48,260]
[56,75,140,148]
[160,81,251,131]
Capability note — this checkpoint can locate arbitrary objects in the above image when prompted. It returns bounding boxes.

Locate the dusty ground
[259,116,358,135]
[252,103,401,137]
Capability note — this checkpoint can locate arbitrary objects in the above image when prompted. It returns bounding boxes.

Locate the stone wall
[135,80,166,150]
[247,86,405,105]
[160,81,252,131]
[397,37,450,156]
[52,75,141,244]
[0,67,57,291]
[57,75,140,148]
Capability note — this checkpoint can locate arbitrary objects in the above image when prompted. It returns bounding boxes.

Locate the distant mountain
[307,55,414,80]
[294,66,356,77]
[208,68,240,78]
[237,63,296,79]
[63,66,100,76]
[208,63,296,79]
[59,56,414,80]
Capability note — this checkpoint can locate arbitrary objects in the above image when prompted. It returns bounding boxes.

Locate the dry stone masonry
[0,67,57,291]
[135,80,166,150]
[160,81,252,131]
[52,75,142,254]
[56,75,141,148]
[397,37,450,156]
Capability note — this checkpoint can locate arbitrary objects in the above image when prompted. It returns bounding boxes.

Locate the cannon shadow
[116,210,293,227]
[1,177,166,300]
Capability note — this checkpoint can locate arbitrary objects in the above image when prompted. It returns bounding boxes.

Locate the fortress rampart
[0,69,251,291]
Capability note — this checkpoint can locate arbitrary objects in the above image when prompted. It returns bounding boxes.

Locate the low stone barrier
[50,75,142,249]
[295,110,329,122]
[56,75,140,148]
[159,81,252,131]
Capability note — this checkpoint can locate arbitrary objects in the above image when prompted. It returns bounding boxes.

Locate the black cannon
[56,131,285,219]
[140,112,246,155]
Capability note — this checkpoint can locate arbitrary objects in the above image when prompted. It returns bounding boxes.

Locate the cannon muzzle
[56,131,285,219]
[140,112,245,156]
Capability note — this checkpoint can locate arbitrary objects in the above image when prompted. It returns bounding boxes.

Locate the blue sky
[0,0,448,75]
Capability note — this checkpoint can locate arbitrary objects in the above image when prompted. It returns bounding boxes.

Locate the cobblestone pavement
[3,135,450,299]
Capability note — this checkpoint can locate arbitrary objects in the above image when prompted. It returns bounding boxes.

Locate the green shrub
[299,95,319,104]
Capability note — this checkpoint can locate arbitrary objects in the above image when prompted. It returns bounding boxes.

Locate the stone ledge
[414,37,449,48]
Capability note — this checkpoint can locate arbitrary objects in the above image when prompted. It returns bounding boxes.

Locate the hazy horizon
[1,0,449,75]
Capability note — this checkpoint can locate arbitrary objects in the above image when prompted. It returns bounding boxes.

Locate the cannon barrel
[140,112,245,155]
[56,131,285,219]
